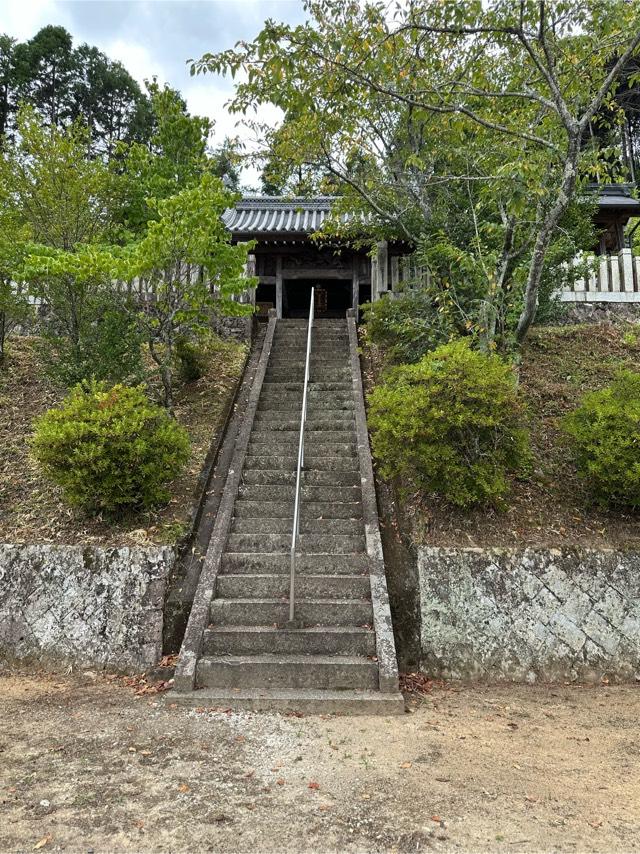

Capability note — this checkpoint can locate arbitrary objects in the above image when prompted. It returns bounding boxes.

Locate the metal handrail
[289,287,314,624]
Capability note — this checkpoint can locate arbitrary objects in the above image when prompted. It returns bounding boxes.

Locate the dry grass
[367,321,640,549]
[0,335,246,546]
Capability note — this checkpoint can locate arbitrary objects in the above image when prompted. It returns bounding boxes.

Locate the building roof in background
[222,196,343,237]
[592,183,640,216]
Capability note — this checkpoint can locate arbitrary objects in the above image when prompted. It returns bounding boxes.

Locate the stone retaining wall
[418,547,640,682]
[0,544,175,671]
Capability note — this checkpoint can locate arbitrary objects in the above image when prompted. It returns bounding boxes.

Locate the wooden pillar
[275,255,283,319]
[376,241,388,296]
[390,256,399,296]
[370,254,378,301]
[352,256,360,311]
[245,253,257,306]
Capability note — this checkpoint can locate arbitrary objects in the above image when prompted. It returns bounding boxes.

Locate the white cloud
[0,0,71,40]
[103,38,164,87]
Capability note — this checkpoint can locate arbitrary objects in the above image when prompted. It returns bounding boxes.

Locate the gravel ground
[1,671,639,852]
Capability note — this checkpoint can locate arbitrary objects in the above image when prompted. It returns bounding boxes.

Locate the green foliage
[362,291,453,364]
[40,299,144,387]
[20,242,143,386]
[0,201,31,361]
[534,198,598,327]
[175,336,208,382]
[119,173,255,408]
[32,381,190,513]
[368,339,530,507]
[562,371,640,508]
[0,105,118,250]
[121,83,213,234]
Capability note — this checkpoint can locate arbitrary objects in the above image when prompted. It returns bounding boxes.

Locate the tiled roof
[222,196,341,235]
[590,183,640,214]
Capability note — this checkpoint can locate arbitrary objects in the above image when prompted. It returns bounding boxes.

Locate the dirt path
[1,672,638,853]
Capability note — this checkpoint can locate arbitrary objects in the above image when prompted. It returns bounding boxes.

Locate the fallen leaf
[431,815,441,823]
[178,783,190,793]
[276,778,285,786]
[308,781,320,790]
[34,837,52,851]
[400,762,412,769]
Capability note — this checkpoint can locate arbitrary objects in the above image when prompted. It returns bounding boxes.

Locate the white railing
[560,249,640,302]
[288,287,314,625]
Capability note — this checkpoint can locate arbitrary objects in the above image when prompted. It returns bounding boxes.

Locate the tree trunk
[515,134,581,343]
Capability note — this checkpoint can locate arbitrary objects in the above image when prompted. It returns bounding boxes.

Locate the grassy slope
[374,322,640,549]
[0,335,246,546]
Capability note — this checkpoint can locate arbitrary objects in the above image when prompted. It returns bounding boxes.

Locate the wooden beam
[281,268,353,280]
[275,255,283,319]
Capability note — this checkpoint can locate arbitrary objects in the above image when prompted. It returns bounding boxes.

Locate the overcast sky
[1,0,308,187]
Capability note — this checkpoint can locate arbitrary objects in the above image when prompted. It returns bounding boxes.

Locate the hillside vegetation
[369,321,640,549]
[0,336,246,546]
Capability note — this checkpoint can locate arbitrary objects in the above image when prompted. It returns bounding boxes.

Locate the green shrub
[562,370,640,508]
[32,381,190,513]
[361,291,452,364]
[368,338,530,508]
[175,336,209,382]
[41,301,144,388]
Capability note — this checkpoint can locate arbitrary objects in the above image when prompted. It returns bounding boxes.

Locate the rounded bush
[368,339,530,508]
[562,370,640,508]
[32,381,190,513]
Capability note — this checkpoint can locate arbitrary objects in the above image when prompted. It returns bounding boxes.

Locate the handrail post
[288,287,314,627]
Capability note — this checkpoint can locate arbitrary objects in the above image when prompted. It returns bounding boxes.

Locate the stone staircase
[174,317,403,714]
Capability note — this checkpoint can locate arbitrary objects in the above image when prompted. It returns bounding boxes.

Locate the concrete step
[225,533,366,553]
[265,372,351,383]
[269,354,349,363]
[257,398,354,410]
[253,412,355,425]
[238,484,361,502]
[234,500,362,519]
[247,441,357,457]
[216,573,370,599]
[249,430,356,445]
[210,597,372,626]
[241,470,360,486]
[221,552,370,574]
[196,654,378,691]
[231,517,363,535]
[203,625,375,656]
[169,687,404,715]
[261,381,352,392]
[243,455,358,472]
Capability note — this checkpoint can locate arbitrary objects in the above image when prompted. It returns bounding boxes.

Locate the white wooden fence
[560,249,640,303]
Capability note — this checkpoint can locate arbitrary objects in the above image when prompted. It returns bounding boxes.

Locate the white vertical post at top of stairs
[289,288,314,625]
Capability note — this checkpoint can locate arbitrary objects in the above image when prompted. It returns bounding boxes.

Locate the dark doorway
[284,279,352,318]
[255,282,276,317]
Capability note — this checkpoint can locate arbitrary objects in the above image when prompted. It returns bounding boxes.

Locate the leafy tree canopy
[0,25,152,152]
[193,0,640,344]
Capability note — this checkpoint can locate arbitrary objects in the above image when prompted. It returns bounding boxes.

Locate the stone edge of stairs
[173,310,278,693]
[345,308,400,694]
